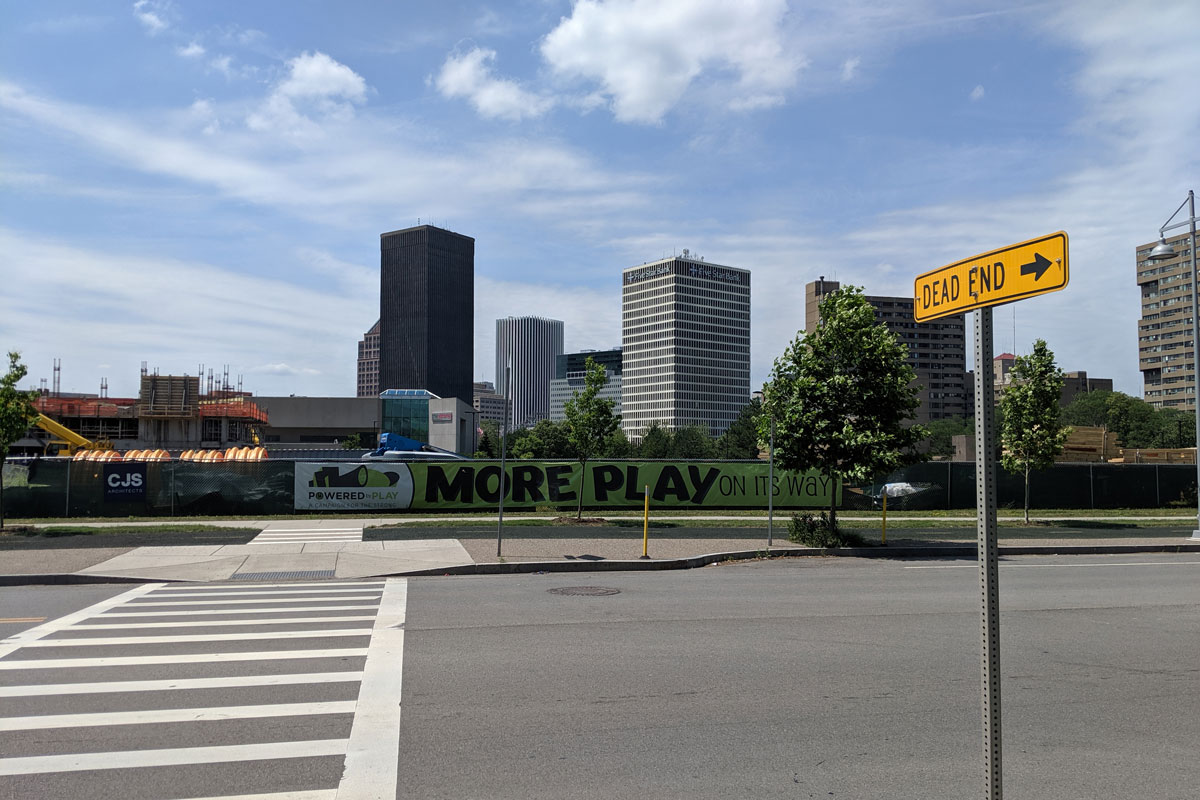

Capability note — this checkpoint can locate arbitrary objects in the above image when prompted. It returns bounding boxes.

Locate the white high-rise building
[621,253,751,442]
[495,316,564,428]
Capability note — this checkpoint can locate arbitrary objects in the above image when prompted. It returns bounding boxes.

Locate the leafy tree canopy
[0,351,39,529]
[1000,339,1070,523]
[760,285,925,527]
[670,425,715,459]
[562,356,621,517]
[638,422,672,459]
[715,398,763,459]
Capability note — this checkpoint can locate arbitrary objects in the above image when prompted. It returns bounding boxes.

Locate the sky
[2,0,1197,401]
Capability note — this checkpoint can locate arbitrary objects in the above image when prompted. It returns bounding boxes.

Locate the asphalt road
[1,554,1198,799]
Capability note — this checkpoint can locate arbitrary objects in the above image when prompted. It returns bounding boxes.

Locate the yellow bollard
[640,484,650,559]
[882,489,888,545]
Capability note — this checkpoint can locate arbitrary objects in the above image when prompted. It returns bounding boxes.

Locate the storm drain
[230,570,337,582]
[547,586,621,597]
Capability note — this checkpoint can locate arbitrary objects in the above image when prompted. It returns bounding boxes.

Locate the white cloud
[0,77,649,231]
[132,0,167,35]
[247,51,368,134]
[247,363,322,377]
[540,0,799,123]
[436,47,555,121]
[841,57,860,82]
[969,84,985,101]
[177,42,205,58]
[0,229,370,397]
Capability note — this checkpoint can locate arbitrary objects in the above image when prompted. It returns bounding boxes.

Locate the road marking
[904,560,1200,569]
[136,588,387,599]
[0,738,348,776]
[0,647,369,670]
[0,700,358,731]
[171,792,336,800]
[0,584,163,659]
[75,615,377,630]
[336,577,406,800]
[0,618,45,623]
[154,581,384,591]
[264,528,364,533]
[123,595,382,607]
[0,671,364,697]
[95,604,382,617]
[22,628,375,647]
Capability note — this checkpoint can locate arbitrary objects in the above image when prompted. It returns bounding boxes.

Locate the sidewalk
[2,516,1199,585]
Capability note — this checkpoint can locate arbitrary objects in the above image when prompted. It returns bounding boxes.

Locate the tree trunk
[1024,466,1031,525]
[829,480,838,532]
[576,459,586,520]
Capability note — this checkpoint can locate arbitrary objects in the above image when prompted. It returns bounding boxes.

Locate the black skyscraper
[378,225,474,402]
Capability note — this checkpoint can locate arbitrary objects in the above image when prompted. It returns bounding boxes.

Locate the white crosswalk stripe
[250,525,366,544]
[0,579,407,799]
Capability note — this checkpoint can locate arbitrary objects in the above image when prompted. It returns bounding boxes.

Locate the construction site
[21,364,270,459]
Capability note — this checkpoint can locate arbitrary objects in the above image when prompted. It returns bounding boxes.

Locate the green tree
[602,428,634,458]
[715,399,763,459]
[1060,389,1113,428]
[761,286,925,531]
[563,357,621,519]
[474,419,500,458]
[1000,339,1070,523]
[638,422,672,458]
[339,433,364,450]
[512,418,571,459]
[923,415,972,459]
[0,352,39,529]
[670,425,715,459]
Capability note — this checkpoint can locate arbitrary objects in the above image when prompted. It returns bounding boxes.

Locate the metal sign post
[974,307,1002,799]
[496,365,510,558]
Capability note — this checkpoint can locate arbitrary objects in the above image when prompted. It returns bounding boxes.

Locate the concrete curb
[0,573,180,587]
[3,542,1199,586]
[377,541,1200,577]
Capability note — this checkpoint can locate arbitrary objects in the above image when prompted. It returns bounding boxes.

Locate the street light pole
[1147,190,1199,539]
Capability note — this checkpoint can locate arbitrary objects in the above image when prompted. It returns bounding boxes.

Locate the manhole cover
[547,586,621,596]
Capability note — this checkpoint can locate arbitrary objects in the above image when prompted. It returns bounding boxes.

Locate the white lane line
[25,629,374,647]
[142,589,387,599]
[95,604,382,618]
[154,581,383,591]
[0,700,358,732]
[0,647,369,670]
[0,738,348,776]
[336,578,406,800]
[168,791,336,800]
[124,596,382,607]
[74,615,377,630]
[905,560,1200,570]
[263,528,363,533]
[0,671,364,697]
[0,584,163,659]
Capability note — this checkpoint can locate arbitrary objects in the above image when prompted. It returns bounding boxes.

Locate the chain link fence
[2,458,1196,518]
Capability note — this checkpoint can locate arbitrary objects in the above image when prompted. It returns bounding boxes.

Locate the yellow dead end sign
[914,231,1069,322]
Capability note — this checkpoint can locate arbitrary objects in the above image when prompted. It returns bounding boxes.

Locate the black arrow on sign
[1020,253,1052,281]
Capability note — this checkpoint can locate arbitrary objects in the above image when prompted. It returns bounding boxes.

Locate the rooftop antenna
[100,377,108,398]
[140,361,148,378]
[52,358,61,397]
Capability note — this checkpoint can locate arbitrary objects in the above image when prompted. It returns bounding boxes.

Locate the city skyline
[1,2,1197,399]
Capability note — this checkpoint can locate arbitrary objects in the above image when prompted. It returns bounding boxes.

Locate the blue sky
[2,1,1197,400]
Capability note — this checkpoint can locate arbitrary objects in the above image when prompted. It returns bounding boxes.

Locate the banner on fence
[294,460,838,511]
[295,462,416,510]
[103,463,147,502]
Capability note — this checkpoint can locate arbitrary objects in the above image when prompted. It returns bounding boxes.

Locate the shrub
[787,512,866,548]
